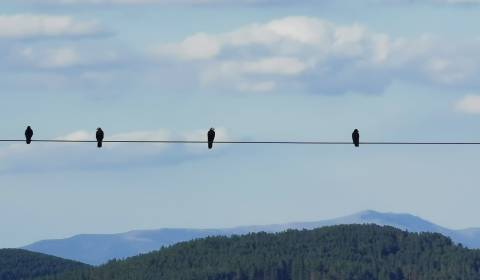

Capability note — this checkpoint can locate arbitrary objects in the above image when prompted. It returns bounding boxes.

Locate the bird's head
[210,128,215,131]
[97,127,102,131]
[354,129,359,133]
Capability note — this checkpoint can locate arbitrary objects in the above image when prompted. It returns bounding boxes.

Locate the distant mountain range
[22,210,480,265]
[7,225,480,279]
[41,225,480,280]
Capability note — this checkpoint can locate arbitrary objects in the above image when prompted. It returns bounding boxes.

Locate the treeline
[0,249,88,280]
[39,224,480,280]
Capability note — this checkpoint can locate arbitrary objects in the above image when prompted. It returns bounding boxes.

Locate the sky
[2,0,480,248]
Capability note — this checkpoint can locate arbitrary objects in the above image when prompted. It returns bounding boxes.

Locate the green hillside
[40,224,480,280]
[0,249,89,280]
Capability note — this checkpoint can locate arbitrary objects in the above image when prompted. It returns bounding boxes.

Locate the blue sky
[2,0,480,248]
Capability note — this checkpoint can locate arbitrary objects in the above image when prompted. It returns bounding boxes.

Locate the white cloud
[3,15,480,95]
[33,48,81,68]
[107,130,172,150]
[60,130,93,141]
[201,57,307,83]
[148,16,480,94]
[109,130,171,141]
[0,14,105,39]
[151,17,389,93]
[0,15,118,89]
[12,45,121,70]
[153,33,221,60]
[455,95,480,114]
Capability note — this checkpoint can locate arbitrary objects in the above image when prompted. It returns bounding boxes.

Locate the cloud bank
[150,16,480,94]
[3,14,480,96]
[0,14,105,39]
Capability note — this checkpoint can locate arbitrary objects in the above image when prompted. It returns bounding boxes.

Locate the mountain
[23,229,240,266]
[0,249,89,280]
[23,210,480,265]
[40,225,480,280]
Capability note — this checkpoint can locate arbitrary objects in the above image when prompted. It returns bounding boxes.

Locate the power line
[1,139,480,145]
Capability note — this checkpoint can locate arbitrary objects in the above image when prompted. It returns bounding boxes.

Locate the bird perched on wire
[25,126,33,144]
[352,129,360,147]
[96,128,104,148]
[207,128,215,150]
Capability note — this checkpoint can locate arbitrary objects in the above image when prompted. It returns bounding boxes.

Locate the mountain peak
[349,210,441,232]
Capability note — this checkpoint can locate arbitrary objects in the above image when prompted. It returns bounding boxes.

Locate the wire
[1,140,480,145]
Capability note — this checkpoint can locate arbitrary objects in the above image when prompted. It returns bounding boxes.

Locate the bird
[25,126,33,144]
[207,128,216,150]
[96,128,104,148]
[352,129,360,147]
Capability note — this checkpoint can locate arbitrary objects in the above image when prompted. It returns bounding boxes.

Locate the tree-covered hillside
[41,224,480,280]
[0,249,89,280]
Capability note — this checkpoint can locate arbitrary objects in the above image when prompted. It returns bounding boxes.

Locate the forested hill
[41,224,480,280]
[0,249,89,280]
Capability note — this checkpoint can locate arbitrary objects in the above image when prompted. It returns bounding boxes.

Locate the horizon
[15,209,480,248]
[2,0,480,249]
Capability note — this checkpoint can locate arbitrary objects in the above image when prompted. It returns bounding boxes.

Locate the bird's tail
[97,141,103,148]
[208,142,213,149]
[355,143,359,147]
[26,139,31,145]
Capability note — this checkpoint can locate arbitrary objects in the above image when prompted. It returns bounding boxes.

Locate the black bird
[25,126,33,144]
[352,129,360,147]
[207,128,215,150]
[96,128,104,148]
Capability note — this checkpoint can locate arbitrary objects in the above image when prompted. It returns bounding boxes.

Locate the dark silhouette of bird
[352,129,360,147]
[96,128,104,148]
[207,128,215,150]
[25,126,33,144]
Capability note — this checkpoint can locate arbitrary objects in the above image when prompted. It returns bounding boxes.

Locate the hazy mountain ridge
[39,225,480,280]
[23,210,480,265]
